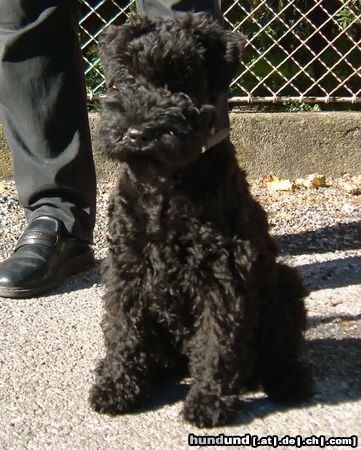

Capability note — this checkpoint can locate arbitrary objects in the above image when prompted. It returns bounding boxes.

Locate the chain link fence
[80,0,361,106]
[1,1,359,180]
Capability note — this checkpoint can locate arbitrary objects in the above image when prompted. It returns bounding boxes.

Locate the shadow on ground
[277,220,361,255]
[300,255,361,290]
[116,334,361,427]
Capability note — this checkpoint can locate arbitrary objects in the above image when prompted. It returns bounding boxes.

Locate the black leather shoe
[0,216,95,298]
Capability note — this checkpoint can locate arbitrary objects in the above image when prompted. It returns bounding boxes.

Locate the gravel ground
[0,175,360,449]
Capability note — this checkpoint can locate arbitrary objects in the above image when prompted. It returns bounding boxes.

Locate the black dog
[89,14,313,428]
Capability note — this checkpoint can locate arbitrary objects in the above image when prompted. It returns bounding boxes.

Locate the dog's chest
[112,174,231,269]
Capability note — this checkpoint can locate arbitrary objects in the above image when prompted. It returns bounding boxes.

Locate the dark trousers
[0,0,224,243]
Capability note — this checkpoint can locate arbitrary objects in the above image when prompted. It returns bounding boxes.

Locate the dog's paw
[183,389,240,428]
[263,363,314,404]
[89,381,137,416]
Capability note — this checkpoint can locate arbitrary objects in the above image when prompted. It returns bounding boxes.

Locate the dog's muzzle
[120,127,154,147]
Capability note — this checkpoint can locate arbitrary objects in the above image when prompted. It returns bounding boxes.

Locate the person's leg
[0,0,96,298]
[0,0,96,243]
[136,0,222,21]
[136,0,229,131]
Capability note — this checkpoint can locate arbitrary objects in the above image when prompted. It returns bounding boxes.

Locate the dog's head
[99,83,215,169]
[98,14,245,170]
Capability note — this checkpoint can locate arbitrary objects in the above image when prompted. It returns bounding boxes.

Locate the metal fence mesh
[80,0,361,104]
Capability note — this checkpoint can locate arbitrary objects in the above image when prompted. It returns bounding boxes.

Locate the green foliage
[84,44,104,95]
[83,43,105,110]
[284,102,321,112]
[126,0,137,19]
[336,0,361,29]
[81,0,360,109]
[224,0,360,102]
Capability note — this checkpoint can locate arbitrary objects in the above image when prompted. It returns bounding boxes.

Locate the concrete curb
[1,112,360,180]
[231,112,361,178]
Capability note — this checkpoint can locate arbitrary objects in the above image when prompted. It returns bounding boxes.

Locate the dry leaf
[295,178,306,187]
[269,175,281,183]
[341,320,355,327]
[295,174,327,189]
[308,174,327,188]
[340,182,361,195]
[266,178,295,192]
[339,174,361,195]
[330,299,343,307]
[349,175,361,184]
[257,175,271,186]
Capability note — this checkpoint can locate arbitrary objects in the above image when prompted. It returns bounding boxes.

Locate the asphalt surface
[1,257,360,449]
[0,180,360,449]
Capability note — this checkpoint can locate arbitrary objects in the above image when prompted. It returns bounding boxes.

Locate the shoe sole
[0,252,96,299]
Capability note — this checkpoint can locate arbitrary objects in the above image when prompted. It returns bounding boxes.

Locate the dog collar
[202,128,230,153]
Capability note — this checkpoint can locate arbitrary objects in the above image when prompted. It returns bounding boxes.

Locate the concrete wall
[1,112,360,180]
[231,112,361,178]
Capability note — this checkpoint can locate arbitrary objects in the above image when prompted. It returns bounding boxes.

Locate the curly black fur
[89,14,313,428]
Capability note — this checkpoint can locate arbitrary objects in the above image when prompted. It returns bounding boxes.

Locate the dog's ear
[220,29,246,85]
[193,16,245,91]
[98,17,154,87]
[98,26,121,86]
[206,29,245,92]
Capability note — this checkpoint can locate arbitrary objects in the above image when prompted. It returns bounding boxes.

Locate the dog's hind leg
[257,263,313,404]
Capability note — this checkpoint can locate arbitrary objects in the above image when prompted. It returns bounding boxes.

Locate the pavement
[0,254,360,450]
[0,182,360,449]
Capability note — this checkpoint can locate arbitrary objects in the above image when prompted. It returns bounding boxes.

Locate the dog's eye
[115,132,125,143]
[127,127,144,141]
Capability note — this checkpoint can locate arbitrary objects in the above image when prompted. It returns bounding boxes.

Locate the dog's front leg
[183,302,251,428]
[89,284,154,415]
